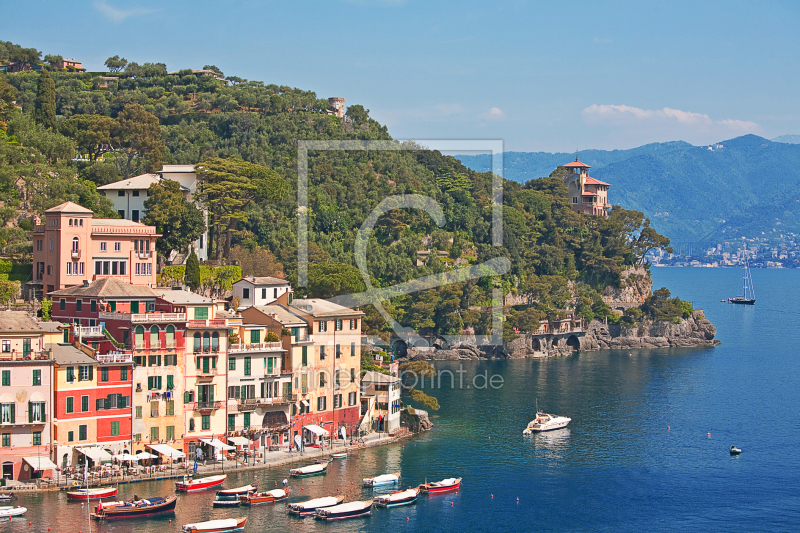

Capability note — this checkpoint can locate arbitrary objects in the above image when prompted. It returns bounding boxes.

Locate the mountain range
[456,135,800,245]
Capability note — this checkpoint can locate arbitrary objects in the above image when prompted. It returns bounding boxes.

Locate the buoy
[708,433,711,438]
[301,487,304,491]
[488,436,491,440]
[407,517,409,521]
[29,522,31,525]
[337,488,340,491]
[169,519,172,523]
[275,481,277,487]
[516,497,519,502]
[450,502,453,506]
[491,494,494,498]
[668,426,670,430]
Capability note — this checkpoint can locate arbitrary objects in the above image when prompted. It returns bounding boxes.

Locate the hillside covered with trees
[0,40,678,338]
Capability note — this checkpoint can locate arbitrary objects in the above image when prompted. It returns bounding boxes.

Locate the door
[131,301,139,313]
[2,462,13,480]
[22,338,31,357]
[202,357,209,374]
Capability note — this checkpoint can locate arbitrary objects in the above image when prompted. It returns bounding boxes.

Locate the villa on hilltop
[562,159,611,217]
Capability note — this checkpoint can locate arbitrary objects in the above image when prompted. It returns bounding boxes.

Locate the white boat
[289,462,328,477]
[0,506,27,518]
[362,472,400,487]
[523,400,571,433]
[314,500,372,520]
[287,496,343,516]
[730,446,742,455]
[182,517,246,532]
[373,487,419,507]
[0,493,14,502]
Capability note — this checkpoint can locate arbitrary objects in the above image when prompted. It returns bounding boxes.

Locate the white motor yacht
[523,402,571,434]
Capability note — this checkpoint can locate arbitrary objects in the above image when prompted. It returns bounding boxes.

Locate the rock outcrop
[580,312,719,350]
[401,408,433,432]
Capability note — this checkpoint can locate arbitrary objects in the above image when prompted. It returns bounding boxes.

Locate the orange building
[563,159,611,216]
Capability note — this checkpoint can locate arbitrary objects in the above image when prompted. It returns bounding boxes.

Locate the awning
[23,456,58,471]
[227,437,251,447]
[113,453,137,461]
[199,438,235,451]
[301,400,310,407]
[146,444,186,459]
[135,452,157,460]
[303,424,329,436]
[77,447,113,463]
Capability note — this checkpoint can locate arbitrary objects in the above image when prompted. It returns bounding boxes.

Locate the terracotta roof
[581,190,598,196]
[156,288,216,305]
[39,321,67,333]
[0,311,44,333]
[564,159,591,168]
[45,201,93,214]
[584,177,611,186]
[362,370,400,384]
[250,305,306,326]
[49,278,158,299]
[235,276,290,286]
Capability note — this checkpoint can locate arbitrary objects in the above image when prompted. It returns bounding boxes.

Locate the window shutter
[105,397,111,410]
[158,376,162,389]
[88,366,93,381]
[29,401,33,423]
[10,403,14,423]
[96,398,103,410]
[184,391,190,403]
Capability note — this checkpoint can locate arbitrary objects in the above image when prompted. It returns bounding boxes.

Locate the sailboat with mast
[728,261,756,305]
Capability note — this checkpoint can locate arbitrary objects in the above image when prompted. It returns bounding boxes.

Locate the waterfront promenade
[4,431,410,493]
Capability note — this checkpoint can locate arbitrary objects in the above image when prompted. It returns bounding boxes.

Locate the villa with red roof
[563,159,611,216]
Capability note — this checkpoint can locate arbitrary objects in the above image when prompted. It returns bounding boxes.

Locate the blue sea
[10,267,800,532]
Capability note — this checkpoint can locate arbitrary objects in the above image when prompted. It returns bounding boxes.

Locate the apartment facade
[232,276,293,311]
[0,313,55,481]
[31,201,158,296]
[361,365,402,433]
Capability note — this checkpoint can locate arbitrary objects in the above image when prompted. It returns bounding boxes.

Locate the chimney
[83,280,90,287]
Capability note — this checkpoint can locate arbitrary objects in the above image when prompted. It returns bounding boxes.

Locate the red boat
[241,488,289,505]
[66,487,118,500]
[175,474,227,492]
[420,477,462,494]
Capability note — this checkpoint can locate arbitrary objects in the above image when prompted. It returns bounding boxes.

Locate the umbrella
[114,453,137,461]
[135,452,157,460]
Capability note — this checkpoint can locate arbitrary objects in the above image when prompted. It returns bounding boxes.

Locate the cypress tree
[184,249,201,291]
[33,69,56,130]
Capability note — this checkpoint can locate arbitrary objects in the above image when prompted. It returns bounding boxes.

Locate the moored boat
[373,487,419,507]
[241,488,288,505]
[287,496,343,516]
[362,472,400,487]
[217,484,257,497]
[420,477,462,494]
[66,486,118,500]
[330,452,348,459]
[289,462,328,477]
[314,500,372,520]
[0,492,14,502]
[213,484,255,506]
[730,445,742,455]
[0,506,27,517]
[91,496,177,519]
[175,474,227,492]
[182,517,247,533]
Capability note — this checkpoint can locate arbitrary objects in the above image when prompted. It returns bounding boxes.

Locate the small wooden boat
[175,474,226,492]
[730,446,742,455]
[373,487,419,507]
[287,496,343,516]
[330,452,348,459]
[182,517,247,533]
[241,488,288,505]
[0,506,27,517]
[213,484,255,506]
[289,462,328,477]
[66,486,118,500]
[362,472,400,487]
[0,492,14,502]
[314,500,372,520]
[91,496,177,519]
[420,477,462,494]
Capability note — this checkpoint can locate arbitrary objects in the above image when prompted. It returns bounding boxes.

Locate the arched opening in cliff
[392,339,408,357]
[551,338,559,347]
[566,335,580,351]
[531,338,542,351]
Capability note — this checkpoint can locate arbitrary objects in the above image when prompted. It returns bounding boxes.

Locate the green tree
[43,54,62,71]
[229,245,284,278]
[110,103,165,179]
[59,114,115,161]
[33,70,56,130]
[195,158,288,260]
[408,388,440,411]
[184,249,201,291]
[0,280,19,304]
[143,180,206,258]
[0,73,18,128]
[105,55,128,72]
[40,297,52,321]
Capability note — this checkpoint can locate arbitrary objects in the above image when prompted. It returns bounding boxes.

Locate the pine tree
[33,69,56,130]
[184,249,201,291]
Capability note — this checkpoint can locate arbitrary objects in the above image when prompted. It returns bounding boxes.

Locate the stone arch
[392,339,408,357]
[566,335,580,351]
[551,337,559,347]
[531,337,542,351]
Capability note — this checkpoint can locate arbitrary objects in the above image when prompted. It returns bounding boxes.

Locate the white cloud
[477,107,507,122]
[582,104,760,133]
[93,1,158,23]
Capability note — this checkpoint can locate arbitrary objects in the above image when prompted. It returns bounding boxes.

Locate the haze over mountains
[456,135,800,246]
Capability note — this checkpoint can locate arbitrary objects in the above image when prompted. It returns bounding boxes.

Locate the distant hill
[772,134,800,144]
[456,135,800,244]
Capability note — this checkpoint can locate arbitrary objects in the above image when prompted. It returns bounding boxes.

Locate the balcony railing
[96,352,133,364]
[235,395,296,411]
[187,319,227,328]
[71,249,81,259]
[74,325,104,337]
[99,311,186,323]
[196,401,222,410]
[0,350,52,362]
[228,342,283,353]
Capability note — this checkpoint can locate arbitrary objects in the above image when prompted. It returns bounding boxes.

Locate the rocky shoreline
[400,313,719,362]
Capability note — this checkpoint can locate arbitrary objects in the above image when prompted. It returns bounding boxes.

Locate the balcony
[0,350,52,362]
[99,311,187,323]
[73,325,104,338]
[96,352,133,364]
[197,367,218,378]
[188,319,227,328]
[196,401,222,411]
[228,342,283,354]
[136,250,152,259]
[71,249,81,259]
[236,395,296,412]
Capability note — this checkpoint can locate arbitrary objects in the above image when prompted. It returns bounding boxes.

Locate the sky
[3,0,800,152]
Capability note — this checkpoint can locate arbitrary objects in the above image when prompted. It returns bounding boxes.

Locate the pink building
[563,159,612,217]
[31,201,159,296]
[0,313,57,482]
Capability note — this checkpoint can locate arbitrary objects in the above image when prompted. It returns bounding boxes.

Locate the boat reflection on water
[527,428,571,461]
